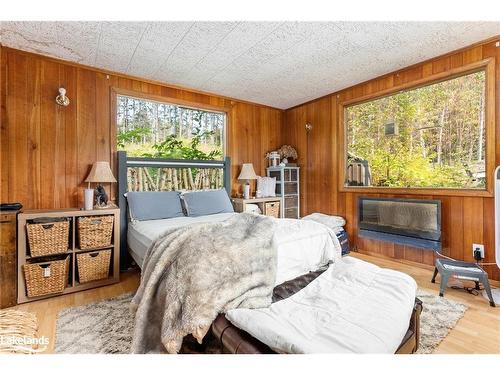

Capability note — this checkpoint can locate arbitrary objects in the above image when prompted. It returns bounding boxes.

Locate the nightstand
[231,197,282,218]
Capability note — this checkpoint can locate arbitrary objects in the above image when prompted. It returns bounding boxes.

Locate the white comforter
[273,217,340,284]
[226,256,417,353]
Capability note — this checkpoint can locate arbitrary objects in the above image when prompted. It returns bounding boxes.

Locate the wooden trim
[285,34,500,110]
[338,187,493,197]
[111,87,233,114]
[110,87,231,167]
[337,58,496,197]
[0,45,283,112]
[340,58,493,107]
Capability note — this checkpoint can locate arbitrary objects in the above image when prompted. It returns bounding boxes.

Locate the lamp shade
[238,163,258,180]
[85,161,117,183]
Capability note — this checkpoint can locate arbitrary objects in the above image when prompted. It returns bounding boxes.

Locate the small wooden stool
[431,258,496,307]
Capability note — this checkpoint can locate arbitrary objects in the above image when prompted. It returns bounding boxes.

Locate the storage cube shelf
[17,208,120,304]
[267,166,300,219]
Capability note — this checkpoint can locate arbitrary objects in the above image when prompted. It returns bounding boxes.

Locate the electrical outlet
[473,243,485,259]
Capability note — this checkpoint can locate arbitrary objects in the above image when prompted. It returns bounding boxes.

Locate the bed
[117,151,422,354]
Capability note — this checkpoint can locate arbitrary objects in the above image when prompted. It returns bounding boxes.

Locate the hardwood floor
[353,253,500,354]
[5,254,500,354]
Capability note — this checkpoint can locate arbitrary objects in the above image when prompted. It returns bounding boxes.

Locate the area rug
[415,291,467,354]
[55,290,467,354]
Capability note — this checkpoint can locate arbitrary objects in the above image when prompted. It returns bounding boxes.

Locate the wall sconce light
[305,123,313,132]
[56,87,70,106]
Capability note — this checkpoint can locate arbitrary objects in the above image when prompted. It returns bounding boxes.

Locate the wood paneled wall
[283,38,500,280]
[0,46,283,209]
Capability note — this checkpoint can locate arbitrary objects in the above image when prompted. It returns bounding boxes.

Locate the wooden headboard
[117,150,231,269]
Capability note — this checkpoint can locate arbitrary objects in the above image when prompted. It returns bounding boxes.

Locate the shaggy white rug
[54,290,467,354]
[415,291,467,354]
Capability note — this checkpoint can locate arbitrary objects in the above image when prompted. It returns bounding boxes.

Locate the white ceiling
[1,21,499,109]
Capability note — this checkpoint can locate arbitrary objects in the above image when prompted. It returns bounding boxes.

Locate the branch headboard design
[117,150,231,269]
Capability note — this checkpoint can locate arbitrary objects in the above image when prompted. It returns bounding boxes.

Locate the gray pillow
[126,191,184,221]
[182,189,234,217]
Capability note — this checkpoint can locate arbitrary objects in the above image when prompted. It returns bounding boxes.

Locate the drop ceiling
[1,21,499,109]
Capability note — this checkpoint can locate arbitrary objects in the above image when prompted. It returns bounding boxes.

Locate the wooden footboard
[211,297,423,354]
[395,297,423,354]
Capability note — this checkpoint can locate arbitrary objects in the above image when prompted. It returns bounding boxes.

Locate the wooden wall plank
[26,57,41,209]
[40,59,59,208]
[463,197,484,263]
[7,51,29,207]
[448,196,464,261]
[76,68,97,207]
[62,65,78,208]
[95,72,112,199]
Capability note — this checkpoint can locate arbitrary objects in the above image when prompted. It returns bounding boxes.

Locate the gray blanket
[130,213,277,353]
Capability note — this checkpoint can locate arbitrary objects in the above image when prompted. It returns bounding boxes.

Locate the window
[344,69,487,189]
[116,95,225,160]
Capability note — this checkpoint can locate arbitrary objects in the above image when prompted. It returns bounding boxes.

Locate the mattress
[127,213,236,266]
[225,256,417,353]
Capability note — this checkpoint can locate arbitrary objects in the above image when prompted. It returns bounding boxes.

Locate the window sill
[338,186,493,198]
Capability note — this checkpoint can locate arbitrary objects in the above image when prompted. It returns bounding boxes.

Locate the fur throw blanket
[130,213,277,353]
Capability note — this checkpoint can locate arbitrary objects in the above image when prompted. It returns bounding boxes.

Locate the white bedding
[127,213,236,266]
[226,256,417,353]
[128,213,341,285]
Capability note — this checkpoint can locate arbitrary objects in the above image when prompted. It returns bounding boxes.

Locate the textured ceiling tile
[127,22,193,77]
[1,21,500,109]
[0,21,100,64]
[154,21,239,84]
[222,22,318,74]
[95,22,149,73]
[184,22,283,86]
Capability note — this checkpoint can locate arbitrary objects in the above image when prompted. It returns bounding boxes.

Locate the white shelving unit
[267,166,300,219]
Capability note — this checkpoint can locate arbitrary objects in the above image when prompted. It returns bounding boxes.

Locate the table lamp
[238,163,258,199]
[84,161,117,209]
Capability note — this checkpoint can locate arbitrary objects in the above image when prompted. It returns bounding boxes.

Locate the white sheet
[226,256,417,353]
[128,213,341,285]
[127,213,235,265]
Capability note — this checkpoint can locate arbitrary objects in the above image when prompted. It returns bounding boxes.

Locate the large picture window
[344,69,487,190]
[116,94,225,160]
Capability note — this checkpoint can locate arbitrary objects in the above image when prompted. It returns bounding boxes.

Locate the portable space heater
[487,165,500,304]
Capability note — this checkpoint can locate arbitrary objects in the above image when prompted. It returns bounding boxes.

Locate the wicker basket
[264,201,280,218]
[23,257,69,298]
[27,220,70,257]
[77,250,111,283]
[78,216,114,250]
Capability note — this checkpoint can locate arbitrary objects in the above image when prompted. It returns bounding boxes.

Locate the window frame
[111,87,230,160]
[338,58,496,197]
